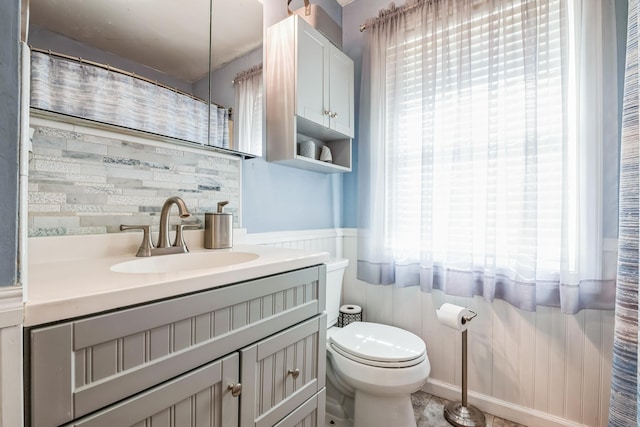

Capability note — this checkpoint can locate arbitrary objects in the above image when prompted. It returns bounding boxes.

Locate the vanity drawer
[28,266,325,427]
[240,314,327,427]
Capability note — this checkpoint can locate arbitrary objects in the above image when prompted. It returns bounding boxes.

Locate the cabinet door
[328,46,354,137]
[296,19,329,128]
[240,315,327,427]
[65,354,239,427]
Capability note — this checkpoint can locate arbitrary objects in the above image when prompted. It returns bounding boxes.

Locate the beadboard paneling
[341,232,614,427]
[0,288,24,427]
[245,229,345,259]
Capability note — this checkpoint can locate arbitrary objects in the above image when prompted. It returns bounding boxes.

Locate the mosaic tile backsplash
[28,121,241,236]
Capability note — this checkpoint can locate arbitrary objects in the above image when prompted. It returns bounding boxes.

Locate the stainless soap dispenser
[205,201,233,249]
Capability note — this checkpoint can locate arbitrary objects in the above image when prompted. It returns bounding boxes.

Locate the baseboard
[423,379,590,427]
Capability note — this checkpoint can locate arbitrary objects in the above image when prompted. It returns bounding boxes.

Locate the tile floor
[412,391,527,427]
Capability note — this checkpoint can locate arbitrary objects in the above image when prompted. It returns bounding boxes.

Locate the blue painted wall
[0,0,20,286]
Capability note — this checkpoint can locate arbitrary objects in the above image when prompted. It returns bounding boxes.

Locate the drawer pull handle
[227,383,242,397]
[288,368,301,379]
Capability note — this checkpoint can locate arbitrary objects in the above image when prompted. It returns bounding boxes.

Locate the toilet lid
[329,322,427,368]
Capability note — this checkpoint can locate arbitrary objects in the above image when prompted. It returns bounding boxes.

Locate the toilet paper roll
[299,140,316,159]
[436,303,473,332]
[340,304,362,315]
[338,304,363,327]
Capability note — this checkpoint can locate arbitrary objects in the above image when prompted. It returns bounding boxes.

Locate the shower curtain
[609,0,639,425]
[30,51,230,148]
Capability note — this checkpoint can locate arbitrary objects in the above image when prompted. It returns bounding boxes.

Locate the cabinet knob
[287,368,301,379]
[330,112,338,118]
[324,110,331,116]
[227,383,242,397]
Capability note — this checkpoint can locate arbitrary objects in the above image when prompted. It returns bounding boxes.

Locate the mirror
[27,0,263,157]
[210,0,264,156]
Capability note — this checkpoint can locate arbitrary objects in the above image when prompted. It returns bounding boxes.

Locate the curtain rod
[360,0,431,32]
[232,63,263,85]
[29,46,228,109]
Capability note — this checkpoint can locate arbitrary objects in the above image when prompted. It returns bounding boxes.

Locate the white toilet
[324,259,431,427]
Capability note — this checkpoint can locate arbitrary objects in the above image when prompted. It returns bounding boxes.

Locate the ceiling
[29,0,263,83]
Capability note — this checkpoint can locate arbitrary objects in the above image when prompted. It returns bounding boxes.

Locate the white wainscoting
[248,228,615,427]
[0,288,24,427]
[244,228,346,259]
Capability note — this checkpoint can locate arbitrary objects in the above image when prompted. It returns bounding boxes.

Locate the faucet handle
[173,223,200,250]
[119,225,154,257]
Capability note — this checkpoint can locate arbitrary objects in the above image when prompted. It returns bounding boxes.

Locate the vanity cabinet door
[273,389,326,427]
[240,315,327,427]
[64,354,239,427]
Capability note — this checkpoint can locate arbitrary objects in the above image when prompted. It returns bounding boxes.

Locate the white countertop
[25,231,329,326]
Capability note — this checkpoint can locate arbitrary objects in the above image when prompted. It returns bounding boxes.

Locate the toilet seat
[329,322,426,368]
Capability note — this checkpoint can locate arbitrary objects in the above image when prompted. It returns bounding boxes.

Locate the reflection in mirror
[210,0,263,156]
[232,64,263,156]
[28,0,264,156]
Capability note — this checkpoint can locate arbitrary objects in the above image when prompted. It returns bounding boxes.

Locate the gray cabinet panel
[241,315,325,427]
[30,324,73,427]
[65,353,239,427]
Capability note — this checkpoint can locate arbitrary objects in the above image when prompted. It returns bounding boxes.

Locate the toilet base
[353,391,416,427]
[326,394,353,427]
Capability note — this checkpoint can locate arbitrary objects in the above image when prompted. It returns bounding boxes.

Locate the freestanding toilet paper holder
[443,309,486,427]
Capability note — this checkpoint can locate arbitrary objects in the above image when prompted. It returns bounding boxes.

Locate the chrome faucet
[120,196,198,257]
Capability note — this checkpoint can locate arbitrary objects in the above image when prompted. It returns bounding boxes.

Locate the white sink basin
[111,251,259,274]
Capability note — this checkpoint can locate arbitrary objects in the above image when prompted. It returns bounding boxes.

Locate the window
[357,0,616,313]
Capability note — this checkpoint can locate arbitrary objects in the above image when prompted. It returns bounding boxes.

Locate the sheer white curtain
[233,64,263,156]
[357,0,618,313]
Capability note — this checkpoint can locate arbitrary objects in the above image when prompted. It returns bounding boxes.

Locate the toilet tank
[325,258,349,327]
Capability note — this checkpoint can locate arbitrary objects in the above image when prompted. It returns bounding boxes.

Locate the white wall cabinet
[295,20,354,138]
[267,15,354,173]
[26,266,327,427]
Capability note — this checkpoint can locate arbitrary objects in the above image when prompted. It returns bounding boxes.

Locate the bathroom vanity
[24,239,328,427]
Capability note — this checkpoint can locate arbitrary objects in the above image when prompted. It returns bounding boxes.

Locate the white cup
[320,146,332,162]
